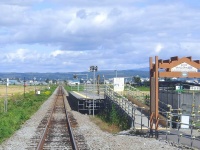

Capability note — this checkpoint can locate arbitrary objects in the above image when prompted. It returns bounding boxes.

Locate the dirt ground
[0,85,45,98]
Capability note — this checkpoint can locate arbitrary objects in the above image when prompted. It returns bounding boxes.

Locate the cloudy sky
[0,0,200,72]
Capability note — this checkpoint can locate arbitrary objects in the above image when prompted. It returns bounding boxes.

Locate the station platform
[70,91,104,99]
[67,91,105,115]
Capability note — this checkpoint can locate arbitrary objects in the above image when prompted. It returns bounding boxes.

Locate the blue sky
[0,0,200,72]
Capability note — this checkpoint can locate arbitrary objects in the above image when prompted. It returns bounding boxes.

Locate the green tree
[133,75,141,84]
[164,77,171,81]
[45,78,50,83]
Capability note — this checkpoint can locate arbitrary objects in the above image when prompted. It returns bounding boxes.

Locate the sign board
[171,62,197,72]
[181,115,189,129]
[176,86,180,90]
[113,77,124,92]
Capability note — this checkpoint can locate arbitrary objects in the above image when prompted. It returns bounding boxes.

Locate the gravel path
[0,87,179,150]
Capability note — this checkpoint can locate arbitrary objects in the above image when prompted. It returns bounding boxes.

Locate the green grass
[135,86,150,91]
[0,85,57,143]
[194,121,200,128]
[89,116,120,133]
[64,85,85,91]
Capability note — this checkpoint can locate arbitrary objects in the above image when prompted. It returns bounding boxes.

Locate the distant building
[141,78,150,82]
[8,79,21,85]
[190,86,200,91]
[68,79,80,85]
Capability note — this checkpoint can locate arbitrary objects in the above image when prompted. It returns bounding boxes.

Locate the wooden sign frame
[149,56,200,137]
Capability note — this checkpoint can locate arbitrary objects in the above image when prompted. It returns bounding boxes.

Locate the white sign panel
[175,86,182,90]
[171,62,197,72]
[190,86,200,91]
[181,115,189,129]
[114,77,124,92]
[6,78,9,86]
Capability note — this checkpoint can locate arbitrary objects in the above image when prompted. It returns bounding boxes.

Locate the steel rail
[36,87,59,150]
[36,86,77,150]
[62,86,78,150]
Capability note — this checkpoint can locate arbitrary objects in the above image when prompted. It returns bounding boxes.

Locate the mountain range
[0,69,149,81]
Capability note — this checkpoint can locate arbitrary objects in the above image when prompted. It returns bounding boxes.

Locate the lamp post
[81,74,89,98]
[73,74,80,91]
[74,74,88,98]
[85,74,88,98]
[90,66,98,116]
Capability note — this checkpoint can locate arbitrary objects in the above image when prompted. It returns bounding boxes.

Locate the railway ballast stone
[0,87,179,150]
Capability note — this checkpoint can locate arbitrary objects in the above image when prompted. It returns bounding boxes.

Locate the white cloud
[0,0,43,6]
[0,4,28,26]
[155,43,164,53]
[1,48,48,64]
[50,50,66,57]
[93,13,107,24]
[5,49,28,62]
[1,0,200,72]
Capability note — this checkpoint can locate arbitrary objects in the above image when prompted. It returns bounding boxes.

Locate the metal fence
[124,86,200,149]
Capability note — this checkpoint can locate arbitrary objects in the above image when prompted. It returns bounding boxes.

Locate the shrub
[98,103,130,131]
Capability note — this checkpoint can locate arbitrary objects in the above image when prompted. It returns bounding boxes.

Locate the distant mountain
[135,67,149,71]
[0,69,149,81]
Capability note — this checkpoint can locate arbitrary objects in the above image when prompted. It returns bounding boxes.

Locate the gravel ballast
[72,111,179,150]
[0,88,179,150]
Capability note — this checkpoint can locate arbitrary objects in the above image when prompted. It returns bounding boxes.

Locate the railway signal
[90,65,98,116]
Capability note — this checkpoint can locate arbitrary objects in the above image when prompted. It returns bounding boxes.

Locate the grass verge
[0,85,57,143]
[135,86,150,91]
[89,116,121,134]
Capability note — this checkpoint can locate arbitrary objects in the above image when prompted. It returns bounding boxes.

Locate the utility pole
[24,77,26,97]
[4,78,9,112]
[33,77,36,94]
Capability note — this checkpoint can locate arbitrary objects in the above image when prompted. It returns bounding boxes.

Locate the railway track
[27,86,88,150]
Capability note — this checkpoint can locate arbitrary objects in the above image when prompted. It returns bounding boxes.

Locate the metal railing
[105,86,150,131]
[125,85,150,105]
